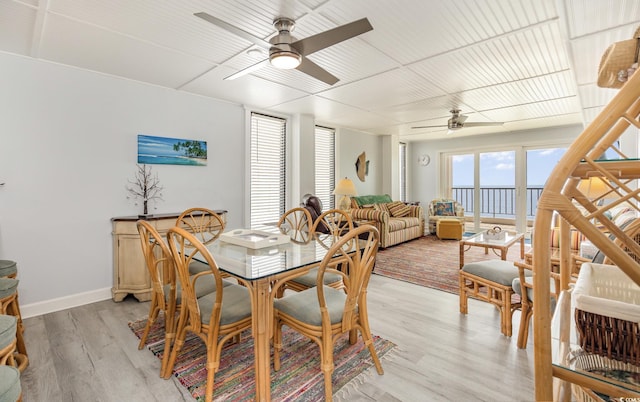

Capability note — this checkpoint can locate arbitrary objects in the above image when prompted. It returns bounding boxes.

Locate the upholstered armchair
[427,198,465,234]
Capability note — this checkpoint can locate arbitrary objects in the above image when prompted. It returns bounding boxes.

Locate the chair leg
[205,351,217,402]
[321,334,334,402]
[517,306,533,349]
[160,306,177,378]
[272,317,282,371]
[162,315,186,379]
[359,312,384,375]
[459,276,468,314]
[138,297,160,350]
[499,289,513,337]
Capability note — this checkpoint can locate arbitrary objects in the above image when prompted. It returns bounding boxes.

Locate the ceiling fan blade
[291,18,373,56]
[411,125,447,129]
[464,122,504,127]
[457,114,468,124]
[224,59,269,80]
[296,58,339,85]
[195,12,271,50]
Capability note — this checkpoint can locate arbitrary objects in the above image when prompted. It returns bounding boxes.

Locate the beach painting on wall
[137,135,207,166]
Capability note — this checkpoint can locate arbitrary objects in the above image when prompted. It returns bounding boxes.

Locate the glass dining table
[195,227,354,402]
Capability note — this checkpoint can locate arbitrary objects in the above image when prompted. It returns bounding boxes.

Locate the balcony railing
[452,186,544,219]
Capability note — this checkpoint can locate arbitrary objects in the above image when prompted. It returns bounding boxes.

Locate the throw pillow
[388,201,411,217]
[374,203,390,214]
[434,201,455,216]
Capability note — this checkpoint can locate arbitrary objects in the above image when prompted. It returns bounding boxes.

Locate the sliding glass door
[448,146,567,234]
[480,151,516,230]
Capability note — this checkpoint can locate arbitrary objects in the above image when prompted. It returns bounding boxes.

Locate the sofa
[349,194,424,248]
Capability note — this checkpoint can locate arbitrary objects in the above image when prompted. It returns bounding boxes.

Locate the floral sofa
[349,194,424,248]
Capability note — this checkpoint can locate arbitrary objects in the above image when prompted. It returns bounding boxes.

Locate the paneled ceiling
[2,0,639,141]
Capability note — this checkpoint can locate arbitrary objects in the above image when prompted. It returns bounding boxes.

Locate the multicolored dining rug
[129,317,396,401]
[374,234,529,294]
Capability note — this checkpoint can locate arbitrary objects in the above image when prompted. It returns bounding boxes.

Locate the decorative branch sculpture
[126,164,163,216]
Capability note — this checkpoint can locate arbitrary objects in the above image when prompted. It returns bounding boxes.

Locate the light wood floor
[19,274,536,401]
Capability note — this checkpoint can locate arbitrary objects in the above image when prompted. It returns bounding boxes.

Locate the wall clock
[418,154,431,166]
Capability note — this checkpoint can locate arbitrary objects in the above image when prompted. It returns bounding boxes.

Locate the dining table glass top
[198,226,357,281]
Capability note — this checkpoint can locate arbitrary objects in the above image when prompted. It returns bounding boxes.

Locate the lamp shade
[577,177,613,199]
[333,178,357,196]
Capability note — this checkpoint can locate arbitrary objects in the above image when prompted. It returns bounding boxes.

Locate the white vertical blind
[250,112,286,226]
[399,142,407,202]
[315,126,335,210]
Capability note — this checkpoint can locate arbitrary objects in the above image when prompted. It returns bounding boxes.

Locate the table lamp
[333,177,357,211]
[577,177,612,200]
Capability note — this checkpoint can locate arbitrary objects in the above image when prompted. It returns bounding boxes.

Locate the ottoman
[436,219,464,240]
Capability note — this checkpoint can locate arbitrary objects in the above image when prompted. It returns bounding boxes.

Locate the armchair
[427,198,465,235]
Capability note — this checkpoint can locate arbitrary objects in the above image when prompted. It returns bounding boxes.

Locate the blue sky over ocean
[452,148,566,186]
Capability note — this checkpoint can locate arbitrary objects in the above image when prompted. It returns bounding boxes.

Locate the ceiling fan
[194,12,373,85]
[412,109,504,132]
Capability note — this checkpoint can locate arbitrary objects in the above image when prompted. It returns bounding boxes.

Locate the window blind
[250,112,286,226]
[399,142,407,202]
[315,126,335,210]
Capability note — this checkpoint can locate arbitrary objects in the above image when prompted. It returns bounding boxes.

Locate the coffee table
[459,231,525,268]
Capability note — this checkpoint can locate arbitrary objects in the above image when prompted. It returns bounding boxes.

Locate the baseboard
[21,287,112,319]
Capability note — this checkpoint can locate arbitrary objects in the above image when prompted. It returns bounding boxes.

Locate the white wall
[0,52,246,316]
[408,125,584,206]
[336,127,384,197]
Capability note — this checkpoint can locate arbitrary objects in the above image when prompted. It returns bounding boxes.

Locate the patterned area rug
[374,234,530,294]
[129,317,396,401]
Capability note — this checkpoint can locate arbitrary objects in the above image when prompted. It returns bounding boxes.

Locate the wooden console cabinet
[111,210,227,302]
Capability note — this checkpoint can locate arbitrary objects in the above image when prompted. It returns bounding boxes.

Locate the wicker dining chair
[165,226,252,402]
[136,220,222,377]
[273,225,384,402]
[512,260,562,349]
[277,209,353,296]
[277,207,313,244]
[176,207,226,275]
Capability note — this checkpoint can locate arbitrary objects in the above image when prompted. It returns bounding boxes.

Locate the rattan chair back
[277,207,313,244]
[176,207,226,245]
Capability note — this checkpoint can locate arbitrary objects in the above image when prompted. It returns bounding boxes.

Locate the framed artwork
[137,135,207,166]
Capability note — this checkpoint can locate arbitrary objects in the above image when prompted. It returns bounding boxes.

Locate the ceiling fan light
[270,50,302,69]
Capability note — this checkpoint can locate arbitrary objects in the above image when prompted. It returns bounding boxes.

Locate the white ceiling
[2,0,639,141]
